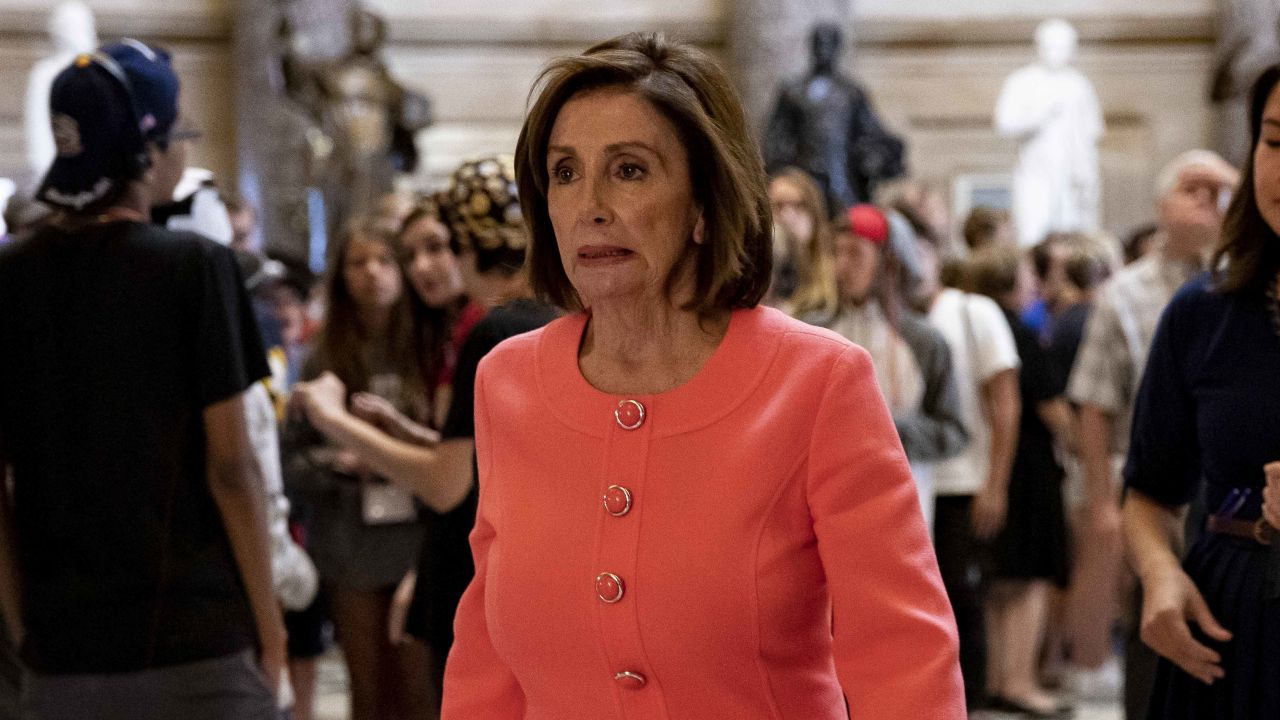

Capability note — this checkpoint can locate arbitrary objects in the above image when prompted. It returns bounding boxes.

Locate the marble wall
[0,0,1224,240]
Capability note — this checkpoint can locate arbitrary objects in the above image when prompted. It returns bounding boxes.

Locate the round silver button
[614,399,646,430]
[595,572,625,604]
[603,485,633,517]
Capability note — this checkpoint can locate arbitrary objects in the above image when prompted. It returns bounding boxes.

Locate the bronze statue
[278,5,432,228]
[763,23,905,212]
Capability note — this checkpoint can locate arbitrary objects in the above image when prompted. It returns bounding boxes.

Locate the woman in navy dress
[1122,65,1280,718]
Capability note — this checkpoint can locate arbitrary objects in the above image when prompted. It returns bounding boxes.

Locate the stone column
[727,0,852,138]
[231,0,353,267]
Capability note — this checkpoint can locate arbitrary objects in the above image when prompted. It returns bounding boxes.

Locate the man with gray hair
[1065,148,1237,717]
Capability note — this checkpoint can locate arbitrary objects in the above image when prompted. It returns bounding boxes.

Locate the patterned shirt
[1066,245,1202,455]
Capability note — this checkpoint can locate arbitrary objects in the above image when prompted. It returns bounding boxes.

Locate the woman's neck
[359,306,392,336]
[579,300,730,395]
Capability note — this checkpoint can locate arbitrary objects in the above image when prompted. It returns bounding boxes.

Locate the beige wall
[0,0,1222,239]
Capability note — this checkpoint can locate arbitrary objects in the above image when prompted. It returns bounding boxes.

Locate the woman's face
[1255,84,1280,236]
[832,232,879,305]
[545,87,704,309]
[768,177,815,251]
[342,236,403,313]
[401,215,464,308]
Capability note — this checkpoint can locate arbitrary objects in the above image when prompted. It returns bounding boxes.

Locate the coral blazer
[443,306,964,719]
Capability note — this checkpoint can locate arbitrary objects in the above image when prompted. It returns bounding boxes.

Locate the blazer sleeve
[440,363,526,717]
[807,345,965,718]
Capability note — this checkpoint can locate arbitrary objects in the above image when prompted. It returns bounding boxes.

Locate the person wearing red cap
[0,42,282,719]
[800,204,968,533]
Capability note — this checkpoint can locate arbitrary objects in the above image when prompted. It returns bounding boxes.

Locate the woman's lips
[578,245,635,262]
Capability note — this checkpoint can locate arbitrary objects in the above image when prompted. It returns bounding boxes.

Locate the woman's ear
[692,212,706,245]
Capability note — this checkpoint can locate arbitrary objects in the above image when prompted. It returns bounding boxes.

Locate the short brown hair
[515,32,772,315]
[965,244,1023,301]
[1060,232,1119,291]
[962,206,1010,251]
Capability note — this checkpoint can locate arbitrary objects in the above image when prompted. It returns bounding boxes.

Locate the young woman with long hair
[284,220,437,720]
[767,167,837,314]
[1125,65,1280,718]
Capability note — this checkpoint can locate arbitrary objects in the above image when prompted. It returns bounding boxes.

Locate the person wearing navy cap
[0,40,283,720]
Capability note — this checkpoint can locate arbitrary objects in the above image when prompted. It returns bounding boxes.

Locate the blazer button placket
[594,398,665,716]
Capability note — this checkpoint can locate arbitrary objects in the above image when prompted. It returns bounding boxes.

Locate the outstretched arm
[292,373,474,514]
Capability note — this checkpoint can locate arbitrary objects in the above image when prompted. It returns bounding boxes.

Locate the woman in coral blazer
[442,32,965,719]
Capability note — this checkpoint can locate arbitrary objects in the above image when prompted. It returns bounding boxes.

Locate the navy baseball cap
[36,39,182,211]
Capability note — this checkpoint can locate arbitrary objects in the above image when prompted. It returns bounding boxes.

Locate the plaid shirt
[1066,246,1202,454]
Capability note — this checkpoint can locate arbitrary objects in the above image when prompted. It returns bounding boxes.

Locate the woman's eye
[618,163,645,180]
[552,165,575,183]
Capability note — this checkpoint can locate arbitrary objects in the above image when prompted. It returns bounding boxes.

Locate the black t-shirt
[1047,301,1089,395]
[1002,307,1063,482]
[407,298,559,650]
[0,221,269,674]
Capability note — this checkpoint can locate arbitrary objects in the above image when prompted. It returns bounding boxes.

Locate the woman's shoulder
[1161,272,1230,330]
[476,310,577,373]
[762,305,849,347]
[1169,272,1218,307]
[756,305,872,370]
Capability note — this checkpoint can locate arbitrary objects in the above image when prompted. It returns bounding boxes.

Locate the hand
[289,372,347,424]
[351,392,440,446]
[332,448,373,478]
[971,484,1008,540]
[1262,462,1280,531]
[388,571,418,645]
[258,618,288,697]
[1139,567,1232,684]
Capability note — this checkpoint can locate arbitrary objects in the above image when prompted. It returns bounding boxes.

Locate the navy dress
[1124,274,1280,719]
[995,308,1069,586]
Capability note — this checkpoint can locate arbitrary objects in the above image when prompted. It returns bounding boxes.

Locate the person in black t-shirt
[0,41,283,720]
[290,156,558,709]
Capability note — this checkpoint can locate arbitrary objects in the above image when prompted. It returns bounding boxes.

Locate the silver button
[614,670,647,688]
[595,572,624,604]
[614,399,645,430]
[603,485,633,517]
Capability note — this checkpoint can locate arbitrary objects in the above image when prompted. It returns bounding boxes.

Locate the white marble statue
[995,19,1104,247]
[24,1,98,186]
[0,178,16,238]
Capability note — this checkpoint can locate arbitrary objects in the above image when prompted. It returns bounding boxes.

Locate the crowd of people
[0,29,1278,720]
